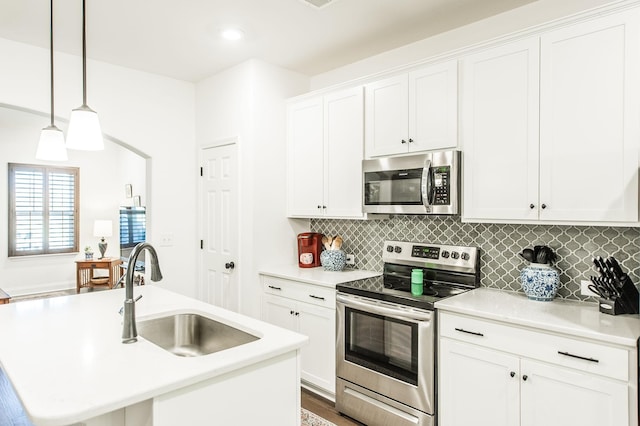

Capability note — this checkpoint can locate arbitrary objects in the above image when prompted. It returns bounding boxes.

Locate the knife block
[598,275,639,316]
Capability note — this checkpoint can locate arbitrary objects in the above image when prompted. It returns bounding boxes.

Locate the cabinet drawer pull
[268,285,282,290]
[557,351,599,363]
[309,295,325,301]
[454,327,484,337]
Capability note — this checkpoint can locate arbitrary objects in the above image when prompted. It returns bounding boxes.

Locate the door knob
[225,261,235,270]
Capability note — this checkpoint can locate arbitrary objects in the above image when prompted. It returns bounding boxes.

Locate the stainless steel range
[335,240,480,426]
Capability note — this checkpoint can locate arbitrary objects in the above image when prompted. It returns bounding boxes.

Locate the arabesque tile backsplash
[310,216,640,301]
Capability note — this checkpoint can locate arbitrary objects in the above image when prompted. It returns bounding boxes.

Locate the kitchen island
[0,286,308,426]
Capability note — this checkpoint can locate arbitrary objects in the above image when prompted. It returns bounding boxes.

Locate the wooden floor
[302,388,364,426]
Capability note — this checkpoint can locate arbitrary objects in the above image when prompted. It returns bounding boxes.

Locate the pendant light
[36,0,68,162]
[66,0,103,151]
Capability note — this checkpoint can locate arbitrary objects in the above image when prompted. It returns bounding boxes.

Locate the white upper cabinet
[286,96,324,217]
[461,38,540,222]
[463,9,640,224]
[286,86,365,218]
[539,10,640,222]
[365,60,458,157]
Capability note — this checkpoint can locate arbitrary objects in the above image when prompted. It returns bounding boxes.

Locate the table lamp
[93,220,112,259]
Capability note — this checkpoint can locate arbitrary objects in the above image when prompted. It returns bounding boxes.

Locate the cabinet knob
[529,204,535,209]
[322,205,327,209]
[225,261,235,270]
[290,310,294,315]
[317,205,322,209]
[401,139,407,144]
[295,312,300,316]
[541,204,547,210]
[522,375,528,381]
[510,371,516,378]
[408,138,414,143]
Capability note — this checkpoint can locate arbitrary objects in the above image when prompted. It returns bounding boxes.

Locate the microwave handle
[421,159,433,207]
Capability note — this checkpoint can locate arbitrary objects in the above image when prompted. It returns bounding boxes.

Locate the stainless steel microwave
[363,150,460,215]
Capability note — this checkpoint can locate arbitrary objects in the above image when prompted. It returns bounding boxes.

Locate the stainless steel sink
[137,313,259,357]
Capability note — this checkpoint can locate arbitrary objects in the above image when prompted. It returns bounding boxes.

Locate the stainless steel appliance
[336,240,480,426]
[363,150,460,215]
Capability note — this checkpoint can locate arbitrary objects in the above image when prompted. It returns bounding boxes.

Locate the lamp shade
[66,106,104,150]
[36,125,68,161]
[93,220,113,237]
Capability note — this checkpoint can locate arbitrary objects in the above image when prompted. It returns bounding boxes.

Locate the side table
[0,288,10,304]
[75,258,123,293]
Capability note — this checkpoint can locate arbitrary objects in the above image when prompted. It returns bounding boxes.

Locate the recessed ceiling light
[221,28,244,41]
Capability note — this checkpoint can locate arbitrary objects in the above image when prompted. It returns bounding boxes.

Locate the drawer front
[262,275,336,309]
[439,311,629,381]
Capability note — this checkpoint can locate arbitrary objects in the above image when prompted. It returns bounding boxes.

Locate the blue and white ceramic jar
[520,263,560,301]
[320,250,346,271]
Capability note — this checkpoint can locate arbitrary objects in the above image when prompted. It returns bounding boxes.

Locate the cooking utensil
[520,249,534,262]
[588,282,607,298]
[331,235,343,250]
[322,235,333,251]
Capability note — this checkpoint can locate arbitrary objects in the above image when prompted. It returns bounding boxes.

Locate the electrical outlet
[580,280,598,297]
[345,254,355,265]
[160,233,174,247]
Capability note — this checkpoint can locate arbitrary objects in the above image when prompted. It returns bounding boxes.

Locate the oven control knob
[461,252,470,261]
[386,245,394,253]
[441,250,450,258]
[451,251,460,259]
[394,246,402,253]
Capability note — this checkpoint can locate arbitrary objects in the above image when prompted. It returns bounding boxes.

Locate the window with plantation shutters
[8,163,79,257]
[119,206,146,248]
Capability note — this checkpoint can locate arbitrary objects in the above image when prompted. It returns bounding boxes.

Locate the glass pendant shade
[66,105,104,150]
[36,125,67,161]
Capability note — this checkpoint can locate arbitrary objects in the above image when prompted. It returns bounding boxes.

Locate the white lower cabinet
[438,312,633,426]
[261,275,336,397]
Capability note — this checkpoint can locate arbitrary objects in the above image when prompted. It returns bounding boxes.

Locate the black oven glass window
[364,169,423,205]
[344,307,418,385]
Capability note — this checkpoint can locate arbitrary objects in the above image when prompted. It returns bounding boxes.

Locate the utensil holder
[599,275,639,316]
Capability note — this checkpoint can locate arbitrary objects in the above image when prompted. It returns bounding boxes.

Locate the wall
[0,106,146,295]
[310,0,632,90]
[195,59,309,318]
[0,38,197,297]
[311,217,640,301]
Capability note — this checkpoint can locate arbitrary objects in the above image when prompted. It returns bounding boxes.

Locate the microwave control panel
[432,166,450,205]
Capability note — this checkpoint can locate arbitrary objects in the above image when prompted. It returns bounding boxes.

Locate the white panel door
[539,10,640,222]
[439,338,520,426]
[461,37,540,221]
[297,301,336,394]
[520,359,628,426]
[201,143,238,311]
[286,97,325,217]
[409,60,458,151]
[364,74,409,157]
[324,86,365,218]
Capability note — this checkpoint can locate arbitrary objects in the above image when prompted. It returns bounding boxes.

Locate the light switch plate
[345,254,355,265]
[580,280,598,297]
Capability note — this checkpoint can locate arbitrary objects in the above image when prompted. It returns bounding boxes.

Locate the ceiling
[0,0,536,82]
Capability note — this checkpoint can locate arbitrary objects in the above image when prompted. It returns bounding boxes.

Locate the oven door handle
[337,293,433,322]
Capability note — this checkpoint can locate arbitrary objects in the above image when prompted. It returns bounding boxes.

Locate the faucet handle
[118,294,142,315]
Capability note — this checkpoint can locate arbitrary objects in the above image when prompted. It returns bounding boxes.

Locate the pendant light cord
[49,0,55,126]
[81,0,87,106]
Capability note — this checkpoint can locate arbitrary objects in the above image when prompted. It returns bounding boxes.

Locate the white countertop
[435,288,640,348]
[259,265,381,287]
[0,286,308,426]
